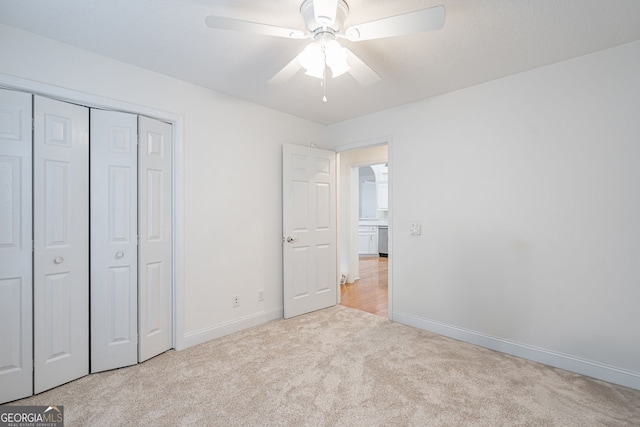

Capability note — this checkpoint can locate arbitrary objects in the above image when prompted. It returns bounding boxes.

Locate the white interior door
[282,144,337,318]
[90,109,138,373]
[33,95,89,394]
[0,89,33,403]
[138,116,172,362]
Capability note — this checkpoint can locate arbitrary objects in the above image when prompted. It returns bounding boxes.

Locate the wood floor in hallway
[340,256,388,317]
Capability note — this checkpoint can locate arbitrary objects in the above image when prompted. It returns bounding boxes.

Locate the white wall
[327,41,640,389]
[0,24,326,348]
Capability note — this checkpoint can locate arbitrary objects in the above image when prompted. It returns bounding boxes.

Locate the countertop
[359,219,388,227]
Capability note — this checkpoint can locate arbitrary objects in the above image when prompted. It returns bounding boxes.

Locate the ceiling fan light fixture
[329,62,349,78]
[298,43,325,78]
[313,0,338,27]
[324,40,350,77]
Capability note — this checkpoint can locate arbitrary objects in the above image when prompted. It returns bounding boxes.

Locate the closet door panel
[138,116,172,362]
[90,109,138,373]
[0,89,33,404]
[33,95,89,394]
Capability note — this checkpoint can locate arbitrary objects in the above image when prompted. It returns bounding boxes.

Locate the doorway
[336,144,389,318]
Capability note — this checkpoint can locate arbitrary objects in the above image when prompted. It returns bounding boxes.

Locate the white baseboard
[393,311,640,391]
[178,306,283,350]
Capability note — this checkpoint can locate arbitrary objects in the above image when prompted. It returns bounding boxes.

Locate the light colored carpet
[9,306,640,426]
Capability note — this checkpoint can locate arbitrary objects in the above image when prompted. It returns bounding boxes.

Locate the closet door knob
[116,251,124,259]
[54,257,64,264]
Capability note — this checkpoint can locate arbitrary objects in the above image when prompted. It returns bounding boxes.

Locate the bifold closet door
[90,109,138,373]
[33,95,89,394]
[0,89,33,403]
[138,116,172,362]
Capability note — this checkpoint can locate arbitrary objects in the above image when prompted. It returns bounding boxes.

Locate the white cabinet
[358,226,378,255]
[358,232,370,254]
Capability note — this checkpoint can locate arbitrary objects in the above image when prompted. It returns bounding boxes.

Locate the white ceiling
[1,0,640,125]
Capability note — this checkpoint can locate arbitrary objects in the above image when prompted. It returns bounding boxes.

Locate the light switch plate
[410,221,422,236]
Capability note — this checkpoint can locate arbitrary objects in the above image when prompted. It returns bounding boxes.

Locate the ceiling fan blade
[344,5,445,42]
[205,15,306,39]
[345,49,381,86]
[268,56,302,84]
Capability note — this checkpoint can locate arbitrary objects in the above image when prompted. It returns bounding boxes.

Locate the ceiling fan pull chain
[321,53,328,103]
[322,77,327,102]
[320,63,328,102]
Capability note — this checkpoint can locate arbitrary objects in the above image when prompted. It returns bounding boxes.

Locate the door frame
[335,136,393,320]
[0,73,187,350]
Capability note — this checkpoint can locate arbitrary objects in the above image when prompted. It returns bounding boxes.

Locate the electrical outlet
[232,296,240,308]
[258,289,264,302]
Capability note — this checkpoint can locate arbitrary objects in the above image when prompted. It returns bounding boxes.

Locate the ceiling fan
[205,0,445,101]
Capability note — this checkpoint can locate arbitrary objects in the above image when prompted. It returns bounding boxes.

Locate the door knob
[286,236,299,243]
[116,251,125,259]
[54,257,64,264]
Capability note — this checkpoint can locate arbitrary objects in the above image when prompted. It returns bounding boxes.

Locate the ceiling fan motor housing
[300,0,349,34]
